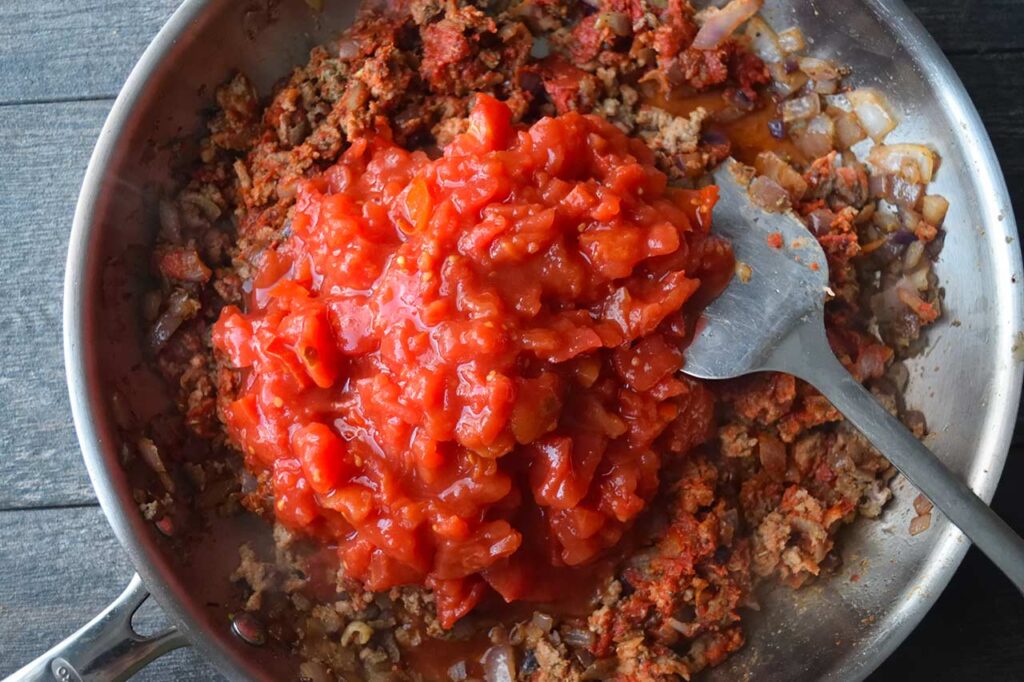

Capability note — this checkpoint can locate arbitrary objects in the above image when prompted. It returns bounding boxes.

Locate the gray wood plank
[906,0,1024,54]
[0,506,218,680]
[0,0,1021,105]
[950,52,1024,185]
[0,2,1020,678]
[0,101,114,510]
[0,0,180,105]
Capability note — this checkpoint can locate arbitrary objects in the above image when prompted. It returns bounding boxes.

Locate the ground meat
[530,638,579,681]
[636,106,707,157]
[208,73,262,151]
[719,423,756,459]
[232,544,277,611]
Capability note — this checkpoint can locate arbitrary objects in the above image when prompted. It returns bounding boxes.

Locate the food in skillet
[135,0,947,678]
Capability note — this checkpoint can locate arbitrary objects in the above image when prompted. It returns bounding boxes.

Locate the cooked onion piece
[869,143,937,184]
[847,89,898,142]
[693,0,763,49]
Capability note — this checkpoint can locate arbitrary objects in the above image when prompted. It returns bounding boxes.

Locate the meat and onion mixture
[129,0,947,678]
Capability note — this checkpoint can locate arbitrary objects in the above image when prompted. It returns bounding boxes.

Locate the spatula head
[683,159,831,380]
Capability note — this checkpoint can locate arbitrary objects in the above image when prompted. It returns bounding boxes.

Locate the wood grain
[0,0,1020,105]
[0,0,1021,680]
[951,52,1024,204]
[0,507,214,680]
[905,0,1024,54]
[0,101,120,511]
[0,0,180,105]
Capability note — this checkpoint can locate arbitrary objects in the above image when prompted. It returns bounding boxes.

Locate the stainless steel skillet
[12,0,1023,679]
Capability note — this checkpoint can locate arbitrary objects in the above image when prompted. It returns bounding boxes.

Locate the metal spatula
[684,159,1024,592]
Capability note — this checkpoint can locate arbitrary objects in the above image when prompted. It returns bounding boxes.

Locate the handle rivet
[231,613,267,646]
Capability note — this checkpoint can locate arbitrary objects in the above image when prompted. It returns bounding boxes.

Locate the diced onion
[792,114,835,159]
[904,240,926,270]
[692,0,763,49]
[531,612,555,633]
[890,175,924,210]
[448,661,468,682]
[868,144,937,183]
[806,114,835,137]
[335,38,360,60]
[138,437,175,492]
[581,659,617,681]
[782,93,821,123]
[847,89,898,142]
[562,626,596,648]
[832,110,867,149]
[755,151,808,198]
[596,11,632,36]
[899,206,922,232]
[778,27,806,53]
[798,57,840,81]
[149,289,200,351]
[905,264,931,291]
[158,199,182,242]
[813,79,839,95]
[872,173,923,210]
[745,15,784,63]
[807,208,835,236]
[748,175,790,212]
[823,93,851,111]
[483,645,516,682]
[910,512,932,536]
[872,205,900,233]
[768,62,809,97]
[921,194,949,226]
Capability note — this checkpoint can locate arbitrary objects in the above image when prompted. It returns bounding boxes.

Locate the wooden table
[0,1,1021,679]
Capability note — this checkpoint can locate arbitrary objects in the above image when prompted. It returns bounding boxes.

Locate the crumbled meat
[636,106,707,157]
[232,544,277,611]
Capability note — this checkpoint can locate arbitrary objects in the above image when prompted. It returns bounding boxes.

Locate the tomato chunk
[291,423,351,494]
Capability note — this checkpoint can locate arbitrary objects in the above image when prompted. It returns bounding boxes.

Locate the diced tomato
[278,306,340,389]
[613,334,684,392]
[271,459,320,528]
[403,177,433,234]
[429,576,487,629]
[213,97,733,628]
[467,93,513,152]
[291,423,351,494]
[211,306,257,367]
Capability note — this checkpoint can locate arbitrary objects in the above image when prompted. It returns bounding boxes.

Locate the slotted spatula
[683,159,1024,592]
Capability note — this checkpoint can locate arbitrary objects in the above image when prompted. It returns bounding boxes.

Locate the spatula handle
[803,342,1024,595]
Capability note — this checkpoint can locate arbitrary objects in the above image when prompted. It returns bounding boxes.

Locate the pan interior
[65,0,1023,679]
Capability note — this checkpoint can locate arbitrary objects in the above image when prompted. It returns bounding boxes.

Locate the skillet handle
[4,574,187,682]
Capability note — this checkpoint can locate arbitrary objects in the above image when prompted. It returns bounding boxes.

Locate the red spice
[767,231,784,249]
[212,96,733,627]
